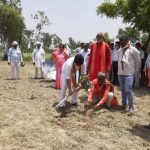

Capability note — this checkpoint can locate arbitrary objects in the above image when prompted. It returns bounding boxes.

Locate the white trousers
[10,62,20,79]
[35,68,44,78]
[59,73,78,107]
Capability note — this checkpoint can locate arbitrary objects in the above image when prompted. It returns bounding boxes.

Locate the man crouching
[85,72,118,110]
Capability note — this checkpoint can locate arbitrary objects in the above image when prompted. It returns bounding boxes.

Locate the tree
[0,0,22,12]
[0,3,25,47]
[103,32,111,43]
[31,11,50,41]
[116,27,140,43]
[97,0,150,48]
[93,32,111,43]
[68,37,80,50]
[51,34,62,48]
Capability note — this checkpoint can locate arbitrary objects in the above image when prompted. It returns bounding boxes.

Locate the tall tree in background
[0,3,25,47]
[31,11,50,41]
[68,37,80,50]
[0,0,21,12]
[103,32,111,43]
[97,0,150,49]
[116,27,140,43]
[42,33,62,52]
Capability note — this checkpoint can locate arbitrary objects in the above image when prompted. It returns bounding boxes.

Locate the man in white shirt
[57,54,86,108]
[8,41,23,80]
[32,42,45,79]
[111,41,120,85]
[78,43,90,74]
[118,36,141,115]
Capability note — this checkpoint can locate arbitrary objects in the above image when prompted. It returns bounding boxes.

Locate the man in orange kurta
[85,72,118,110]
[88,33,111,81]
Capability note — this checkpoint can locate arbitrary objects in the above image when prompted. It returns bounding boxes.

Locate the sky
[21,0,127,43]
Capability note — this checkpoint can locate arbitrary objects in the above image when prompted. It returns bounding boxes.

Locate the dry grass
[0,61,150,150]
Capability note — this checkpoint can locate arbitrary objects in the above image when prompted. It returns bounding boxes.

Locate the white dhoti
[10,62,20,79]
[107,92,114,107]
[59,73,78,107]
[35,68,44,78]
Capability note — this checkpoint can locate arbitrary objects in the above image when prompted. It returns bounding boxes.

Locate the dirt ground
[0,61,150,150]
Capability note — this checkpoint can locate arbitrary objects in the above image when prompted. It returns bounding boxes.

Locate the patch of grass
[22,53,51,62]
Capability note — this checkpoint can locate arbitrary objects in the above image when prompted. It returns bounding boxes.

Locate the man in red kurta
[85,72,118,110]
[88,33,111,81]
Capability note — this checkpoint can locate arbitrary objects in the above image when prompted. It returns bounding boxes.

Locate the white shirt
[62,57,86,79]
[79,49,90,69]
[8,47,23,63]
[32,47,45,68]
[118,46,141,75]
[139,50,144,59]
[111,49,119,61]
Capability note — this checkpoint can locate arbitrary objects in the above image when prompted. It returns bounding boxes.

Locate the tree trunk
[144,32,150,52]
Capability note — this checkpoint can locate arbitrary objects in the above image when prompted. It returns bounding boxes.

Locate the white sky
[21,0,127,43]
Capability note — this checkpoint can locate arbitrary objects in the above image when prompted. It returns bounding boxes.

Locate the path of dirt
[0,61,150,150]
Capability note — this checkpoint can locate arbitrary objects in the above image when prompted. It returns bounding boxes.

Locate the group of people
[56,32,149,116]
[8,41,45,80]
[110,40,150,89]
[6,32,150,116]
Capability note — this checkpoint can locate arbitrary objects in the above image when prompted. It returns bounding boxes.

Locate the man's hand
[8,62,10,65]
[84,101,92,109]
[93,103,101,111]
[33,62,35,65]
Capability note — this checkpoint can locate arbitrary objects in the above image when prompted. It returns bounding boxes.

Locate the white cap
[12,41,18,46]
[35,41,41,45]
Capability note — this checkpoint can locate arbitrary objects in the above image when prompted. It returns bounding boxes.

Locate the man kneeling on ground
[85,72,118,110]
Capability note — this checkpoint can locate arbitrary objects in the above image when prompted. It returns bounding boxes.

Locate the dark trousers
[112,61,119,85]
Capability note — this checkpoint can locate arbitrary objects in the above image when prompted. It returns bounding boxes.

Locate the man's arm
[8,48,11,64]
[133,48,141,72]
[87,45,93,73]
[32,49,35,64]
[19,48,23,62]
[84,81,95,108]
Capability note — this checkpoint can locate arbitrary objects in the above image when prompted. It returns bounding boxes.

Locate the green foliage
[0,0,22,12]
[68,37,80,50]
[117,27,141,43]
[31,11,50,41]
[22,53,50,62]
[103,32,111,43]
[141,33,149,46]
[97,0,150,48]
[0,3,25,46]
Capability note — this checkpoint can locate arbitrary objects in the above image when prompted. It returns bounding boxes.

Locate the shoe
[34,77,38,79]
[55,105,65,112]
[10,78,15,80]
[122,105,128,112]
[127,109,134,116]
[71,102,78,107]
